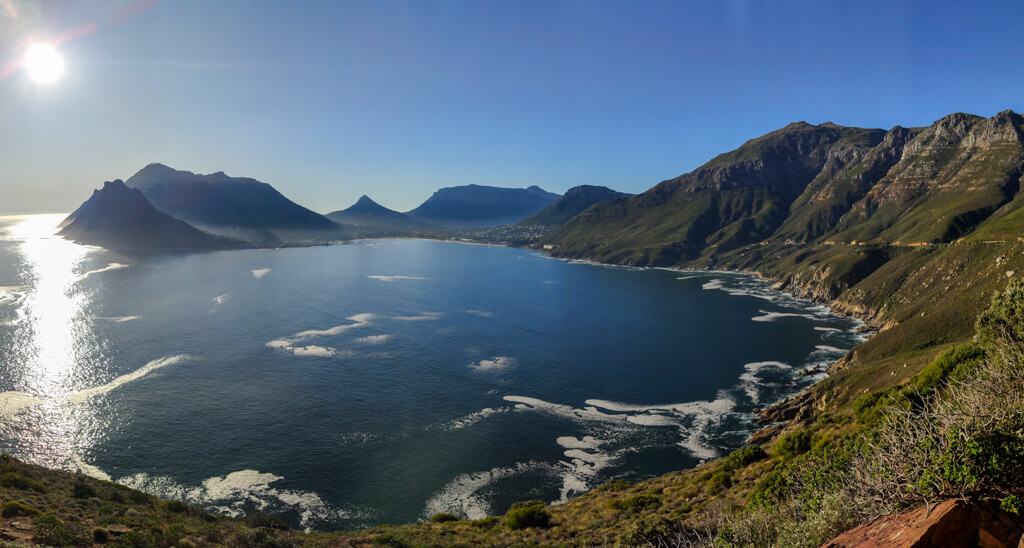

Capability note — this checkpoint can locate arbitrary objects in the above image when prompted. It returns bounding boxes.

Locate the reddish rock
[823,500,1024,548]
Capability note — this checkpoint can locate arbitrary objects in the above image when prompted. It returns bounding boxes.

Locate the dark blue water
[0,215,863,530]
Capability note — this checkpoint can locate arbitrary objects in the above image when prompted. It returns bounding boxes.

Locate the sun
[24,43,65,84]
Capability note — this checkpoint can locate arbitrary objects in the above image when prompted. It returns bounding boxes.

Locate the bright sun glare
[24,43,65,84]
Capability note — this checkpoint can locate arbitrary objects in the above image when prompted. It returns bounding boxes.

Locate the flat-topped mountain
[58,180,241,250]
[407,184,560,228]
[326,195,423,232]
[519,184,631,227]
[125,163,342,243]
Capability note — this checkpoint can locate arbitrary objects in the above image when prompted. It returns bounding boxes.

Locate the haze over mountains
[60,164,587,249]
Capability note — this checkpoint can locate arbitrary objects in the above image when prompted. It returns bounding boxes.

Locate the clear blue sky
[1,0,1022,214]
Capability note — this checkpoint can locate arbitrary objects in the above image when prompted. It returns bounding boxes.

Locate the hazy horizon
[3,0,1023,214]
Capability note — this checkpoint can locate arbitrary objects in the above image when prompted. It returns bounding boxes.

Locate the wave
[213,293,230,305]
[470,356,516,372]
[392,312,443,321]
[0,355,191,418]
[367,275,429,282]
[93,316,140,323]
[251,269,270,279]
[75,263,129,282]
[267,314,375,357]
[353,334,392,345]
[117,469,368,530]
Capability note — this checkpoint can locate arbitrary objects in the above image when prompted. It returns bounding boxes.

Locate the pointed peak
[355,195,378,205]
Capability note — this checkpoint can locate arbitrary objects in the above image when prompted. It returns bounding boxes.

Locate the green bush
[108,489,126,503]
[505,500,551,530]
[472,516,499,529]
[372,533,412,547]
[107,531,155,548]
[976,277,1024,352]
[164,500,189,513]
[429,512,458,523]
[1001,494,1022,515]
[616,514,681,546]
[707,471,732,492]
[621,493,660,509]
[0,471,46,492]
[1,500,41,517]
[595,479,633,492]
[774,429,813,459]
[34,513,90,547]
[73,481,97,499]
[229,528,298,548]
[911,344,986,395]
[724,445,768,471]
[93,527,110,544]
[246,512,290,531]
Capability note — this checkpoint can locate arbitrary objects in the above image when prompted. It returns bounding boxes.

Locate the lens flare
[23,43,65,84]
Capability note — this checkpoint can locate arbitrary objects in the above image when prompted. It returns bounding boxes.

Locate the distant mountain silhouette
[125,163,342,243]
[406,184,560,228]
[59,180,242,250]
[520,185,631,226]
[326,196,423,232]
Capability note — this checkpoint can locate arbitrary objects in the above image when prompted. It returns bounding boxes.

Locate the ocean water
[0,214,864,530]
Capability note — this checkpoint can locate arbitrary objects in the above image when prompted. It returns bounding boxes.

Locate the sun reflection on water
[0,214,111,470]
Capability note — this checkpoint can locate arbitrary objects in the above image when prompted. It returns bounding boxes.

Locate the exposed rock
[823,500,1024,548]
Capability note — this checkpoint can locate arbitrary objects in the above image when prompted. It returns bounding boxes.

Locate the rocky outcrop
[59,180,244,251]
[823,499,1024,548]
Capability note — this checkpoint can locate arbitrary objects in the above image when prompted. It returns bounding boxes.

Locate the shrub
[595,479,633,492]
[164,500,189,513]
[707,471,732,492]
[372,533,412,547]
[774,429,813,459]
[34,513,90,547]
[1001,494,1022,515]
[724,444,768,471]
[73,481,97,499]
[621,493,660,510]
[246,512,290,531]
[472,516,499,529]
[0,472,46,492]
[93,527,110,544]
[505,500,551,530]
[429,513,458,523]
[108,489,126,503]
[1,500,41,517]
[229,528,298,548]
[107,531,155,548]
[616,514,682,546]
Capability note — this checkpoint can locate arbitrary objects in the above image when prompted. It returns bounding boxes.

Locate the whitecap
[353,334,392,345]
[252,269,270,279]
[392,312,443,321]
[367,275,429,282]
[75,263,129,282]
[470,356,516,372]
[464,310,493,317]
[214,293,230,305]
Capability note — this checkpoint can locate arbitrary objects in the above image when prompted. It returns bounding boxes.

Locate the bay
[0,215,862,530]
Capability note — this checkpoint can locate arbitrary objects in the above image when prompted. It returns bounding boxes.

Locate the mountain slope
[519,185,631,227]
[406,184,560,228]
[326,195,423,232]
[545,110,1024,408]
[125,164,342,242]
[58,180,241,250]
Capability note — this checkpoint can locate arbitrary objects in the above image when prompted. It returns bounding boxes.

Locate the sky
[1,0,1023,215]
